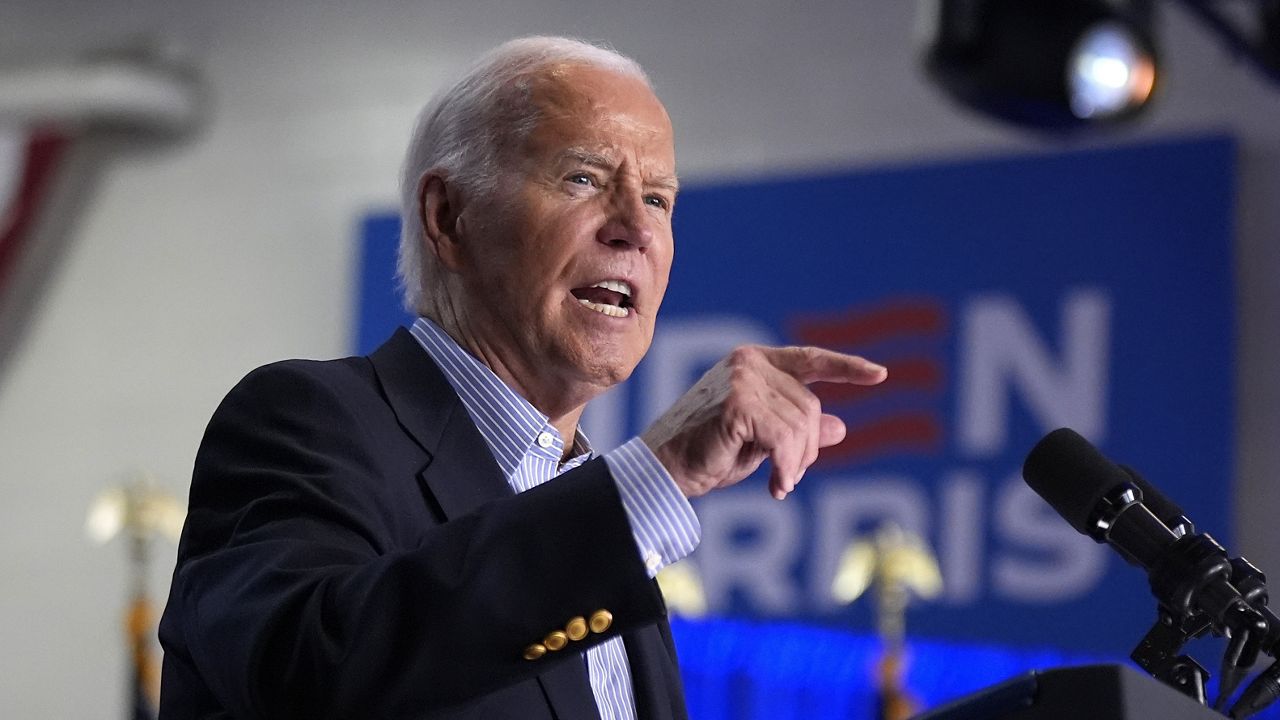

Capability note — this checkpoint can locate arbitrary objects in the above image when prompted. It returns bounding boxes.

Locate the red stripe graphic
[789,299,949,463]
[818,413,943,465]
[792,298,946,348]
[813,356,943,404]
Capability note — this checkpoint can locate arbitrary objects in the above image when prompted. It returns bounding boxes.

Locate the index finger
[762,346,889,385]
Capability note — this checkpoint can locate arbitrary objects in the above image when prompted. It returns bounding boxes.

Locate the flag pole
[87,473,184,719]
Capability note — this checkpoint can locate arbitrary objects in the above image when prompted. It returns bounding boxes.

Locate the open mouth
[570,279,633,318]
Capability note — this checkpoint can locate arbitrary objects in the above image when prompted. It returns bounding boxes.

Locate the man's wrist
[602,438,701,577]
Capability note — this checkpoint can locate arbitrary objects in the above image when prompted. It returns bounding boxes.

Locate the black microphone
[1023,428,1269,708]
[1022,429,1195,570]
[1119,465,1194,538]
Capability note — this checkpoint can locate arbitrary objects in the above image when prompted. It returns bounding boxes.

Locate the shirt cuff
[603,437,701,578]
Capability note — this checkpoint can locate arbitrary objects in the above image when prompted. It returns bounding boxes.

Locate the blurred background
[2,1,1279,717]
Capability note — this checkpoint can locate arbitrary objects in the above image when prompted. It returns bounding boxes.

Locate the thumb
[818,413,846,448]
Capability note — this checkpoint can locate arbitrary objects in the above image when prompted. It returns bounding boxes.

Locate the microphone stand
[1025,439,1276,717]
[1119,467,1280,716]
[1226,558,1280,718]
[1130,609,1212,705]
[1118,513,1268,713]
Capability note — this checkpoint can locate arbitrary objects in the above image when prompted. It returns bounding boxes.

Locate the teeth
[592,279,632,297]
[577,298,630,318]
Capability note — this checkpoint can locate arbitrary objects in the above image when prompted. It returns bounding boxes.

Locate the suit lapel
[419,406,513,519]
[368,327,512,519]
[369,327,602,719]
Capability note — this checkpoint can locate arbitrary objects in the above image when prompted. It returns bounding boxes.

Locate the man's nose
[596,186,655,252]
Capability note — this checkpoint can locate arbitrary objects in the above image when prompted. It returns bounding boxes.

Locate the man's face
[449,64,677,405]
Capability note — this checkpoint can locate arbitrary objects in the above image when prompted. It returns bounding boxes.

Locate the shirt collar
[408,317,591,478]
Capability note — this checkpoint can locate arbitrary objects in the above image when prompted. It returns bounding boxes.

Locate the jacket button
[523,644,547,661]
[566,616,588,641]
[544,630,569,651]
[589,609,613,634]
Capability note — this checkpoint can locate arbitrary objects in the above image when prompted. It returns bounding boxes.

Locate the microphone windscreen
[1022,428,1133,534]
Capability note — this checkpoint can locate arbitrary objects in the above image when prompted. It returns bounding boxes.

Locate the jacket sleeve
[161,360,666,719]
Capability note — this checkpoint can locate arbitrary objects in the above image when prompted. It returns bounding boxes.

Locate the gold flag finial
[86,472,185,718]
[85,472,185,547]
[831,523,943,616]
[831,522,943,720]
[656,561,708,618]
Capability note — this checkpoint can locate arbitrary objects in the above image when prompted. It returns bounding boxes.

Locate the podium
[914,664,1223,720]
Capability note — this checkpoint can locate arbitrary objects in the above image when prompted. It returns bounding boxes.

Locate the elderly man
[158,36,886,719]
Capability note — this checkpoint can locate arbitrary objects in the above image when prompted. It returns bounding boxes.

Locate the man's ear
[420,172,467,272]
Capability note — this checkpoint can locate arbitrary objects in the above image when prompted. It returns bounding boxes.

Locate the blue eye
[645,195,670,210]
[568,173,593,186]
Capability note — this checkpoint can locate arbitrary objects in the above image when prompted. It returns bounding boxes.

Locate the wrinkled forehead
[522,64,675,160]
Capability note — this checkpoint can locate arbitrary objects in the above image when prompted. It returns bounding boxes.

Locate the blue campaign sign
[354,134,1236,655]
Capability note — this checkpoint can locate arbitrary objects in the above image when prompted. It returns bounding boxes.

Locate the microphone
[1022,429,1202,571]
[1022,428,1269,709]
[1118,465,1194,538]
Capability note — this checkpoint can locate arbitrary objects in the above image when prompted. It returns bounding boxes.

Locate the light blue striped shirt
[409,317,700,720]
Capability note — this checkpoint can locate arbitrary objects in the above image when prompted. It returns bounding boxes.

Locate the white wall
[1,1,1277,716]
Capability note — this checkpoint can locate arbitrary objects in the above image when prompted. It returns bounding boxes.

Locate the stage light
[1068,21,1157,119]
[924,0,1159,130]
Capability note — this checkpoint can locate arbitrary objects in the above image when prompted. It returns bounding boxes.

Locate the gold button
[544,630,569,651]
[589,609,613,634]
[523,644,547,661]
[566,616,588,641]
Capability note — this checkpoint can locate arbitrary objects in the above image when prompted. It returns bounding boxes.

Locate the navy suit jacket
[158,328,689,719]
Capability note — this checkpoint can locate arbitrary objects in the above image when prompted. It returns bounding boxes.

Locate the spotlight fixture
[924,0,1160,130]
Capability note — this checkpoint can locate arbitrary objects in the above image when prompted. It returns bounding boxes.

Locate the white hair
[396,36,651,315]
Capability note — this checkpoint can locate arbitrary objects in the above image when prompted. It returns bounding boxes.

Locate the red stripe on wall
[792,299,946,348]
[818,413,943,465]
[812,357,944,404]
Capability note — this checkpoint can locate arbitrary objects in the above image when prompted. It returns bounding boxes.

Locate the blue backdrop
[354,134,1239,715]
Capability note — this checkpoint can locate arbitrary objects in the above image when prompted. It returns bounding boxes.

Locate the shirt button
[537,432,555,448]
